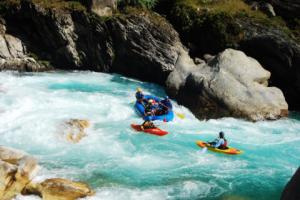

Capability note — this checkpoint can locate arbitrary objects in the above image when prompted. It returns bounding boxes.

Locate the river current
[0,71,299,200]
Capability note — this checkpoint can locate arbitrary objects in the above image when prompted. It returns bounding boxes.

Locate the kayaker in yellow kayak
[208,131,228,149]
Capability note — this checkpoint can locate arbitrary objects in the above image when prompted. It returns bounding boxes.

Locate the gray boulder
[239,20,300,111]
[0,30,46,71]
[167,49,288,121]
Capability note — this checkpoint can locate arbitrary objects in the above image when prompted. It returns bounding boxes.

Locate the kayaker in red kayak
[141,99,157,130]
[208,131,228,149]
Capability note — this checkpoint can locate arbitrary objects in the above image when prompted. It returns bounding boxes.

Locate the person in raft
[135,88,146,104]
[157,96,172,115]
[141,99,156,130]
[208,131,228,149]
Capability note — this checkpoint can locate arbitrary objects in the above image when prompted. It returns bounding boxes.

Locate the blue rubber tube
[134,95,174,122]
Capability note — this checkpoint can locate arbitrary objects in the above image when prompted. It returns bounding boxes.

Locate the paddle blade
[175,112,185,119]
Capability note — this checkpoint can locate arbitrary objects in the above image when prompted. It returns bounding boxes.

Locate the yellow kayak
[196,140,243,155]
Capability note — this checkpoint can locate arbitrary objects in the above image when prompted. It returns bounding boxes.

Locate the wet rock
[281,167,300,200]
[24,178,94,200]
[0,146,39,200]
[63,119,90,143]
[167,49,288,121]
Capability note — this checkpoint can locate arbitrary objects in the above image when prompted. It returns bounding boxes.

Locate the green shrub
[118,0,157,9]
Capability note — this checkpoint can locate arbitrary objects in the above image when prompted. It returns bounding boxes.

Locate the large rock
[167,49,288,121]
[24,178,94,200]
[0,20,48,71]
[0,146,39,200]
[239,20,300,111]
[281,167,300,200]
[109,11,181,84]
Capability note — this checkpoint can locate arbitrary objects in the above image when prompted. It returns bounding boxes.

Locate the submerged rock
[0,146,38,200]
[24,178,94,200]
[167,49,288,121]
[63,119,90,143]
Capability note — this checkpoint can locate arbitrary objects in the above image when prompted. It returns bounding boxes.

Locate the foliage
[118,0,157,9]
[32,0,86,11]
[155,0,298,55]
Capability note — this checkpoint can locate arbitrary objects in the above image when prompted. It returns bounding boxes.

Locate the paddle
[175,112,185,119]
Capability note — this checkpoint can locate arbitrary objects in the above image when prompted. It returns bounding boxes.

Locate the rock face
[2,2,180,84]
[24,178,94,200]
[167,49,288,121]
[0,146,38,200]
[3,1,113,72]
[109,12,181,84]
[281,168,300,200]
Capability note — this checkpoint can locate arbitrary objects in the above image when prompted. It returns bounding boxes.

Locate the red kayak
[131,124,168,136]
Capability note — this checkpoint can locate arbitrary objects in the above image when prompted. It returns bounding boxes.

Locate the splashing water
[0,71,299,200]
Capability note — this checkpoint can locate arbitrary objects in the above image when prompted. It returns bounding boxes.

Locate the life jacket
[145,104,154,113]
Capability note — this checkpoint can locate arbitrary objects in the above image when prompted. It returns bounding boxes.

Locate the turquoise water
[0,71,299,200]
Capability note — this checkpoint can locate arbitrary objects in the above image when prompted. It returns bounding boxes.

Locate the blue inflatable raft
[134,95,174,122]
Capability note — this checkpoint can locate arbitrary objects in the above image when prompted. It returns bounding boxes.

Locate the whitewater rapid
[0,71,299,200]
